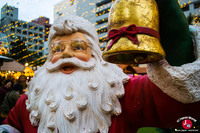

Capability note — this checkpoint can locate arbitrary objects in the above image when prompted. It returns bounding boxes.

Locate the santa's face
[26,31,129,133]
[50,32,91,74]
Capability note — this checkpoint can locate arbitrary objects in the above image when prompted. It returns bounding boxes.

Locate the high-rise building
[0,4,47,64]
[54,0,77,19]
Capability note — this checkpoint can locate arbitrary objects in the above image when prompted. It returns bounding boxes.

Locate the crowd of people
[0,78,24,124]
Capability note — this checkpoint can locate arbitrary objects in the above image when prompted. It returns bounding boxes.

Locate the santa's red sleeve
[3,94,37,133]
[109,75,200,133]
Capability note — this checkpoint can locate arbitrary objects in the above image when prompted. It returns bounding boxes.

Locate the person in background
[0,76,3,88]
[0,83,23,124]
[0,80,14,107]
[0,79,14,124]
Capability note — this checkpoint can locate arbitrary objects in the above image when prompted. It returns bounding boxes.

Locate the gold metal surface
[102,0,166,64]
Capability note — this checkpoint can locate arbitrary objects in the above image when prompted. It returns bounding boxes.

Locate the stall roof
[0,60,25,72]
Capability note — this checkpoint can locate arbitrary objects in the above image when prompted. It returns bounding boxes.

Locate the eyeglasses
[51,40,89,53]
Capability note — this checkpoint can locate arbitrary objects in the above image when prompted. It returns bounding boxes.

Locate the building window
[28,38,32,42]
[34,27,38,31]
[39,52,43,56]
[96,18,108,25]
[17,36,21,40]
[39,34,43,38]
[70,0,74,6]
[22,37,27,41]
[29,25,33,30]
[11,21,15,25]
[34,33,38,37]
[181,5,189,11]
[11,27,15,32]
[28,32,33,36]
[96,0,113,7]
[23,24,27,28]
[34,39,38,43]
[23,31,27,35]
[97,27,108,34]
[99,37,107,43]
[17,29,21,34]
[96,7,110,16]
[39,40,44,44]
[56,11,63,16]
[11,35,15,39]
[194,2,200,9]
[39,28,43,32]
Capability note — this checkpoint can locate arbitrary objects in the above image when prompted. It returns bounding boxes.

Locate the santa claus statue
[1,0,200,133]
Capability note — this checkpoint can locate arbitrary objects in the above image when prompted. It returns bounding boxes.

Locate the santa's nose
[61,48,73,58]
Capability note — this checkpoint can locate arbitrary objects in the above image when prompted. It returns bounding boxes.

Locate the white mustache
[46,57,96,72]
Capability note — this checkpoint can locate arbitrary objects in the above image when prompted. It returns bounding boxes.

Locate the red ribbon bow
[107,24,160,50]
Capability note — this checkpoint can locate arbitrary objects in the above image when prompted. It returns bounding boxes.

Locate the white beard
[25,56,129,133]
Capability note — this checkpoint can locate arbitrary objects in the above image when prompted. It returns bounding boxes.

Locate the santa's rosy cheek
[77,56,89,62]
[51,55,61,63]
[75,53,91,62]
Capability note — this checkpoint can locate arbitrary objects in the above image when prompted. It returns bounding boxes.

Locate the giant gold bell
[102,0,166,64]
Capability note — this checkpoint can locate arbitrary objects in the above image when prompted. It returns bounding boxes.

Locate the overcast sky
[0,0,63,24]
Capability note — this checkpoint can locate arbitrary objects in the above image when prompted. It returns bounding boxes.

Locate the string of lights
[28,55,48,67]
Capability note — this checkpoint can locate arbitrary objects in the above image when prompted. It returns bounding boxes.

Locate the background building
[179,0,200,26]
[0,3,18,20]
[0,4,49,67]
[31,16,51,41]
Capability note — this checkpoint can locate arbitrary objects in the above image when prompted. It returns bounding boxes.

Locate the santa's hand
[147,26,200,103]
